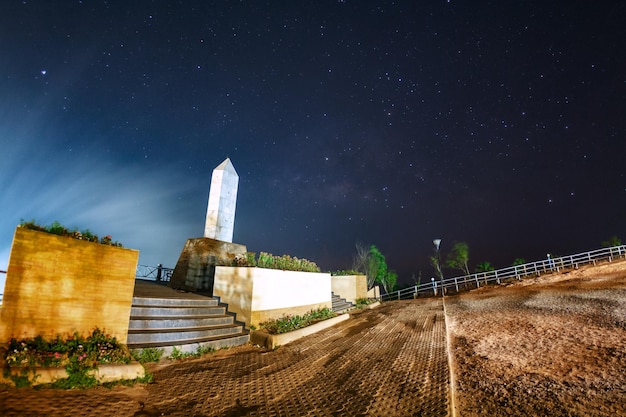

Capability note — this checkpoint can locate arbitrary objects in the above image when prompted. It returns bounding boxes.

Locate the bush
[3,328,133,389]
[331,270,363,276]
[231,252,321,272]
[19,219,123,247]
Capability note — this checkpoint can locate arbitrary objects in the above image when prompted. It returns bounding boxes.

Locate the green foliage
[169,347,185,360]
[238,251,321,272]
[131,348,164,364]
[369,245,388,284]
[368,245,398,293]
[4,328,132,389]
[475,261,495,273]
[331,269,364,276]
[5,328,130,369]
[601,235,622,247]
[355,298,375,309]
[445,242,471,275]
[102,371,154,388]
[512,258,526,266]
[166,344,216,360]
[19,219,123,247]
[196,345,216,356]
[4,368,33,388]
[384,270,398,293]
[49,360,98,389]
[259,308,336,335]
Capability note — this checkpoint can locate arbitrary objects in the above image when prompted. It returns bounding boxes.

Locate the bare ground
[446,261,626,416]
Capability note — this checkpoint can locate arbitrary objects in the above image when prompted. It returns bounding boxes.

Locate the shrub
[19,219,123,247]
[3,328,133,389]
[231,252,321,272]
[331,270,364,276]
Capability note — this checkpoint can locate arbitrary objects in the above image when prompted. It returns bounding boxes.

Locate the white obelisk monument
[204,158,238,243]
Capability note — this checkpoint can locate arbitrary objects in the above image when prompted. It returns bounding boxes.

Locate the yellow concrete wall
[213,267,332,328]
[0,227,139,344]
[331,275,368,304]
[367,286,381,299]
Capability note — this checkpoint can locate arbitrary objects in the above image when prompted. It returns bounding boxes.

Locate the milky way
[1,1,624,288]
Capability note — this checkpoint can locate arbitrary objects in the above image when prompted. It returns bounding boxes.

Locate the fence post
[496,270,500,284]
[431,277,437,296]
[474,274,480,288]
[454,277,459,292]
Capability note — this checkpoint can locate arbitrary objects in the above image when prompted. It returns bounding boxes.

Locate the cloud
[0,133,204,272]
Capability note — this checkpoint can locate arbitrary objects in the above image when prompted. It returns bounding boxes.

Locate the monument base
[169,238,247,293]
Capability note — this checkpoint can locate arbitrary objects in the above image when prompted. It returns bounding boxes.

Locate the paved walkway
[0,299,451,417]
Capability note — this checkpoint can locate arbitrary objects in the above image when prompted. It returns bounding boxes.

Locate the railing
[136,264,174,284]
[381,245,626,302]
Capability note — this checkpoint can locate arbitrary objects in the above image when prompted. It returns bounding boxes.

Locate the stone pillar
[204,158,238,243]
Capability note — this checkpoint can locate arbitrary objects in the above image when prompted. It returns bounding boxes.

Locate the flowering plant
[4,328,131,369]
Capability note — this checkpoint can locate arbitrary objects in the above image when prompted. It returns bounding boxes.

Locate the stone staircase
[331,292,354,314]
[127,287,249,355]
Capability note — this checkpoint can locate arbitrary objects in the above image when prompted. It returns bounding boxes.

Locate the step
[331,293,354,313]
[130,305,226,317]
[128,315,234,331]
[127,324,244,344]
[129,334,251,356]
[132,296,218,307]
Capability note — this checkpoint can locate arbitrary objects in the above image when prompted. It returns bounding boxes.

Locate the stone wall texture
[169,237,247,292]
[0,227,139,343]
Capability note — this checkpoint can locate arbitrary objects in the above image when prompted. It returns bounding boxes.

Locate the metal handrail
[381,245,626,301]
[136,264,174,283]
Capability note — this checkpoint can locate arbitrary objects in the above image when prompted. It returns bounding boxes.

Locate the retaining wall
[0,227,139,343]
[213,267,332,328]
[331,275,367,303]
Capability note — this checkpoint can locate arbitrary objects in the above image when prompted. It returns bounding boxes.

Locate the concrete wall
[213,267,332,328]
[367,285,381,300]
[0,227,139,344]
[331,275,368,304]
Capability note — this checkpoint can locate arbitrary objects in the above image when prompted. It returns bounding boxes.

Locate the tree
[351,243,397,293]
[369,245,388,289]
[601,236,622,247]
[512,258,526,266]
[380,270,397,294]
[445,242,470,275]
[352,242,374,288]
[475,261,495,273]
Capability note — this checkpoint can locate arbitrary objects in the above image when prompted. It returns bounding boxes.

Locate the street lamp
[433,239,443,295]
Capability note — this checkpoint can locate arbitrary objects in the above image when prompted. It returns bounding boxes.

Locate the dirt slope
[446,261,626,416]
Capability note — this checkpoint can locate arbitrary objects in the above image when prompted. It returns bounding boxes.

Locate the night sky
[1,1,624,289]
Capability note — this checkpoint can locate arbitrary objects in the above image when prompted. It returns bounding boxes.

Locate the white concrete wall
[213,267,332,327]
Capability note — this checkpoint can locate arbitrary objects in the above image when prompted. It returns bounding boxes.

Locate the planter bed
[250,313,350,349]
[0,362,145,387]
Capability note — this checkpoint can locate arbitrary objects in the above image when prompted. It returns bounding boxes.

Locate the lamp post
[433,239,443,295]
